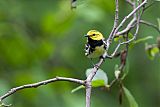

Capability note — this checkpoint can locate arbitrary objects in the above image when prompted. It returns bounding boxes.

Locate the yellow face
[86,30,104,40]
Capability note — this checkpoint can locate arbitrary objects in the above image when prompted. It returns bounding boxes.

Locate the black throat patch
[88,37,104,48]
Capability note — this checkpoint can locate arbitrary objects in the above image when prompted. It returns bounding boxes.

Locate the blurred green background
[0,0,159,107]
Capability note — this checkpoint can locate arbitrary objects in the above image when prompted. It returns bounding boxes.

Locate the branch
[111,18,141,57]
[0,76,84,101]
[85,58,104,107]
[115,0,137,36]
[108,0,119,43]
[134,0,141,39]
[115,18,136,36]
[113,0,147,37]
[106,0,148,57]
[85,1,119,107]
[140,20,160,34]
[85,1,119,106]
[142,0,156,12]
[126,0,134,6]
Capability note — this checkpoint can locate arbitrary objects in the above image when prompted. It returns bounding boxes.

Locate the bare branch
[106,0,148,57]
[134,0,141,39]
[85,82,91,107]
[115,0,137,36]
[85,58,104,107]
[85,1,119,106]
[112,16,143,56]
[108,0,119,43]
[110,37,135,57]
[0,76,84,101]
[142,0,156,12]
[140,20,160,33]
[113,0,147,37]
[115,18,136,36]
[126,0,134,6]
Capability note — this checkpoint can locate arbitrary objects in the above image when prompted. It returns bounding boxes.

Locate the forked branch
[0,77,84,101]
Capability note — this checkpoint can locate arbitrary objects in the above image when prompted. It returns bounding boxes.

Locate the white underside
[87,45,106,58]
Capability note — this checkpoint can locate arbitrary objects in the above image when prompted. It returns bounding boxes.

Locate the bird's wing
[85,43,90,56]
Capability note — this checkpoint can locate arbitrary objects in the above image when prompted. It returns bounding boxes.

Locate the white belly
[87,45,105,58]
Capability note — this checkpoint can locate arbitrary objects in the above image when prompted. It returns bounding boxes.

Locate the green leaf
[150,47,159,57]
[91,80,105,87]
[71,85,85,93]
[145,43,160,60]
[134,36,153,44]
[71,68,108,93]
[86,68,108,85]
[128,32,134,39]
[114,33,133,42]
[71,80,105,93]
[130,36,153,49]
[145,43,153,60]
[114,35,123,42]
[123,86,138,107]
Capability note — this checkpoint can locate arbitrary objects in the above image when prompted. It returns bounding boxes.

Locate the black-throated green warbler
[84,30,107,59]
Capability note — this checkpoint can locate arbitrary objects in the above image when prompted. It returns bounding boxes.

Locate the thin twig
[142,0,156,12]
[0,77,84,101]
[115,0,137,36]
[126,0,134,6]
[109,79,117,88]
[113,0,147,38]
[107,0,148,57]
[115,18,136,36]
[108,0,119,43]
[134,0,141,39]
[140,20,160,33]
[110,36,135,57]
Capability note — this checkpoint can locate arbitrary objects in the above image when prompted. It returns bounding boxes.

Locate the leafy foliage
[145,43,160,60]
[123,86,138,107]
[86,68,108,86]
[129,36,153,49]
[71,68,108,93]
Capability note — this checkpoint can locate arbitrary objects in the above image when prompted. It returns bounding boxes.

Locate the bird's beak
[84,35,89,37]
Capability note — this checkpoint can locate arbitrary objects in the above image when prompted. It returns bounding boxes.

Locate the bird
[84,30,108,59]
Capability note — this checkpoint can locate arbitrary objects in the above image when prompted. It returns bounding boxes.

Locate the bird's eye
[92,34,96,36]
